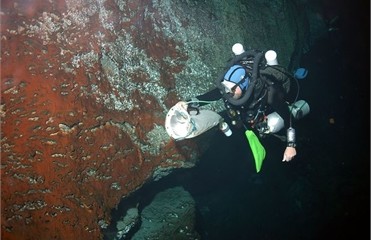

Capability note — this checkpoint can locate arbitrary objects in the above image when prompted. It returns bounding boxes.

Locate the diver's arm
[280,106,297,162]
[271,100,291,129]
[268,85,291,128]
[189,88,222,107]
[282,112,297,162]
[269,86,297,161]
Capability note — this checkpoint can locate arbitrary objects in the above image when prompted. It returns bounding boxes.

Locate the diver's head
[221,65,249,99]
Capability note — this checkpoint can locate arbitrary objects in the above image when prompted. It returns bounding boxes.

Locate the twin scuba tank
[265,100,310,134]
[219,100,310,137]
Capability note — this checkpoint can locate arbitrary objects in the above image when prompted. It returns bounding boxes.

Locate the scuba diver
[165,43,310,172]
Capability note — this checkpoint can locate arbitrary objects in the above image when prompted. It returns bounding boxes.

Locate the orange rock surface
[1,1,198,239]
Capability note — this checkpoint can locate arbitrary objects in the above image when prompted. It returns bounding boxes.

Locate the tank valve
[220,121,232,137]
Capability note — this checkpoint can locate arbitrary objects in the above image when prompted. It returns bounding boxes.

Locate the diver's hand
[187,105,200,115]
[176,100,199,115]
[282,146,296,162]
[186,98,200,115]
[188,97,200,108]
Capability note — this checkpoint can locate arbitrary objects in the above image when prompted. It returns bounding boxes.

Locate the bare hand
[282,146,297,162]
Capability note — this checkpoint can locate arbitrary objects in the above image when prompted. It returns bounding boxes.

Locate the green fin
[245,130,266,173]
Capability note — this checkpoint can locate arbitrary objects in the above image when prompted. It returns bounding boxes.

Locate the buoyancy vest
[218,51,293,128]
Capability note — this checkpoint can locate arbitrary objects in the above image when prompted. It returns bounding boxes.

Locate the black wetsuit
[194,64,293,133]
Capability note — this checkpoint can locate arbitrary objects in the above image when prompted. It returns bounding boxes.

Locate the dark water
[185,7,370,239]
[105,1,369,239]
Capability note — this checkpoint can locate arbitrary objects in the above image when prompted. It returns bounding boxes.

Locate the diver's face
[222,80,243,99]
[232,86,242,99]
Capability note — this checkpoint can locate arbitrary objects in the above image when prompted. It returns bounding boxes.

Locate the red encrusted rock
[1,1,198,239]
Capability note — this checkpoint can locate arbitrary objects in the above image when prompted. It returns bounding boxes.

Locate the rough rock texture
[1,0,307,239]
[131,186,199,240]
[115,206,139,239]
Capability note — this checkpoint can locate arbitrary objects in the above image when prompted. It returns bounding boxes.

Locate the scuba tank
[289,100,310,120]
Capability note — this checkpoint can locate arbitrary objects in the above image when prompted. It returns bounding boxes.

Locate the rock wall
[1,0,307,239]
[131,186,199,240]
